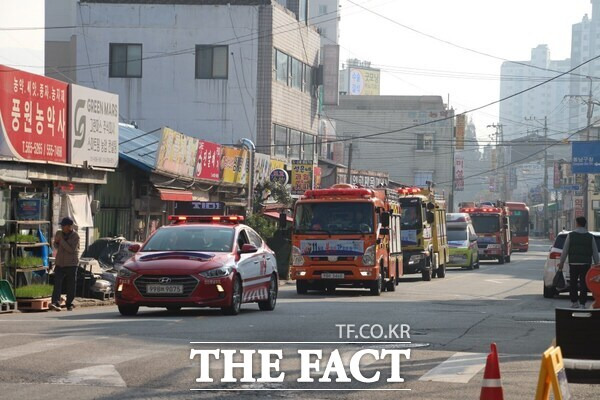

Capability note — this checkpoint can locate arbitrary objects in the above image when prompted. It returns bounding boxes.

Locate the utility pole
[487,123,504,201]
[346,141,353,184]
[543,116,549,237]
[449,115,456,213]
[585,76,593,223]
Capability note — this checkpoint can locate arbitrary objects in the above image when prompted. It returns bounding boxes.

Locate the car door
[247,228,276,277]
[236,229,261,284]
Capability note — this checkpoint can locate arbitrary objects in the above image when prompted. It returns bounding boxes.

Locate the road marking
[50,364,126,387]
[0,318,181,323]
[418,352,487,383]
[81,347,167,364]
[485,279,506,284]
[0,336,92,361]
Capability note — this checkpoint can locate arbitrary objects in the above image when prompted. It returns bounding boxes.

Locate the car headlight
[362,245,376,266]
[200,266,233,278]
[118,267,135,278]
[292,246,304,266]
[487,244,501,249]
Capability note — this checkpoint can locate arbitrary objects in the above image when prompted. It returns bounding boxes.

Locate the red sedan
[115,215,278,316]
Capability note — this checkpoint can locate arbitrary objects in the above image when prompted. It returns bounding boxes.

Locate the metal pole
[449,117,455,212]
[543,116,549,236]
[347,141,353,184]
[584,77,593,223]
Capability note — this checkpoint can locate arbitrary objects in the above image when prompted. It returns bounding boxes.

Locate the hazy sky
[339,0,592,141]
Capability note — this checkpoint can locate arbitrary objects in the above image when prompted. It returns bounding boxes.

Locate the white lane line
[485,279,506,284]
[49,364,126,387]
[0,336,94,361]
[418,352,487,383]
[81,347,168,365]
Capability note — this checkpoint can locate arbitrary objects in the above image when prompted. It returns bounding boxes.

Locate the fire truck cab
[290,184,402,296]
[397,187,449,281]
[461,204,512,264]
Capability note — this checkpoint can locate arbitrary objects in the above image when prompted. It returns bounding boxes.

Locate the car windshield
[142,227,234,252]
[510,210,529,235]
[448,229,467,241]
[472,215,500,233]
[294,202,374,234]
[399,199,422,230]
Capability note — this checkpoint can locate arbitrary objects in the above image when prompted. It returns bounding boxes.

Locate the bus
[506,202,530,252]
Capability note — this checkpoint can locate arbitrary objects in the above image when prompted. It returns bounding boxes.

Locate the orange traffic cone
[480,343,504,400]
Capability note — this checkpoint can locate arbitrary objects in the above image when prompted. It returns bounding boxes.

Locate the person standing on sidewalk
[558,216,600,309]
[50,217,80,311]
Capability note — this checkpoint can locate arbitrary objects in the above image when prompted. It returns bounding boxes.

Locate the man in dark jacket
[558,216,600,309]
[50,217,80,311]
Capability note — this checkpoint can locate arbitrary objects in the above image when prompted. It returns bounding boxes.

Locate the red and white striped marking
[242,287,268,302]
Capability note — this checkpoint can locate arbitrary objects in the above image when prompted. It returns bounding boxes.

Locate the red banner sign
[195,140,221,181]
[0,65,68,162]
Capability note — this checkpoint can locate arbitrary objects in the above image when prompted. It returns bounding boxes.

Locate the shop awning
[157,188,193,202]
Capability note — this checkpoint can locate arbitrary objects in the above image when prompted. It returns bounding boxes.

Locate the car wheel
[498,254,505,264]
[466,255,474,270]
[166,306,181,312]
[386,271,397,292]
[258,275,278,311]
[437,264,446,278]
[296,280,308,295]
[421,268,432,281]
[474,256,480,269]
[543,284,557,299]
[505,255,511,263]
[370,274,382,296]
[222,275,242,315]
[118,305,139,316]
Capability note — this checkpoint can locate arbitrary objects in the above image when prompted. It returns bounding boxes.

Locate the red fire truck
[460,203,512,264]
[290,184,402,295]
[505,202,530,252]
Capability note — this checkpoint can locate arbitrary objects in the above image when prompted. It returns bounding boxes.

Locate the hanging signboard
[572,141,600,173]
[221,146,248,185]
[194,140,221,181]
[69,84,119,167]
[454,157,464,191]
[291,160,313,195]
[0,65,68,163]
[155,127,198,178]
[574,196,584,218]
[254,153,271,186]
[455,114,466,150]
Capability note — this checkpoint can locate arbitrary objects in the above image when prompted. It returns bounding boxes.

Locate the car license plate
[147,284,183,294]
[321,273,344,279]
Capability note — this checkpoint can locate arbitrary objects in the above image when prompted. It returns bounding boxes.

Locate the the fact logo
[189,346,410,385]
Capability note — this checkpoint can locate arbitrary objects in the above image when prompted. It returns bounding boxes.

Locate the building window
[289,130,302,159]
[299,0,308,23]
[274,125,288,158]
[291,58,303,90]
[303,133,315,160]
[416,133,434,151]
[318,5,328,15]
[196,45,228,79]
[109,43,142,78]
[275,50,289,83]
[414,171,433,187]
[304,65,313,93]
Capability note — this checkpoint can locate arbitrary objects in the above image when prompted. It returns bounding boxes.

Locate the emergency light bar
[398,187,421,195]
[303,188,374,199]
[168,215,244,224]
[460,207,501,214]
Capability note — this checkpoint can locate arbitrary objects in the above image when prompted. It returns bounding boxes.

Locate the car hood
[123,251,233,274]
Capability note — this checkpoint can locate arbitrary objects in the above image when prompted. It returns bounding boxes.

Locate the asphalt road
[0,239,597,399]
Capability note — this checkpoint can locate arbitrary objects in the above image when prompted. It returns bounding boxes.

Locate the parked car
[543,230,600,298]
[446,213,479,270]
[115,215,278,316]
[83,236,141,271]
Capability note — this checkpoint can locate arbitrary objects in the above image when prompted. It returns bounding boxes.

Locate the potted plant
[15,284,54,299]
[7,256,44,269]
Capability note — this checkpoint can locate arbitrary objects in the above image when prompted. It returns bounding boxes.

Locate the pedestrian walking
[558,216,600,309]
[50,217,80,311]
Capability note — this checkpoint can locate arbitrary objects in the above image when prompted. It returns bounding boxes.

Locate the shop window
[289,129,302,159]
[196,45,228,79]
[109,43,142,78]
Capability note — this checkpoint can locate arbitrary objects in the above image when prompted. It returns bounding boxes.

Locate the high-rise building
[499,44,570,141]
[570,1,600,135]
[308,0,339,45]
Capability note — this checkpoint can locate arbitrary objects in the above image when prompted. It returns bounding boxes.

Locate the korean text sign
[0,65,68,162]
[195,140,221,181]
[221,146,248,184]
[291,160,314,195]
[156,127,198,178]
[69,84,119,167]
[572,141,600,174]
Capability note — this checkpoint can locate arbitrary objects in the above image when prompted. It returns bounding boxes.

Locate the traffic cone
[480,343,504,400]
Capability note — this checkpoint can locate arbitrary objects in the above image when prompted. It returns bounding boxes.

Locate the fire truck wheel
[437,264,446,278]
[498,254,505,264]
[325,285,336,295]
[296,280,308,295]
[370,274,383,296]
[258,275,278,311]
[421,267,432,281]
[505,254,511,263]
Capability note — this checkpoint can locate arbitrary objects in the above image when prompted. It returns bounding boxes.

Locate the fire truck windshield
[294,202,374,234]
[399,200,422,230]
[472,215,500,234]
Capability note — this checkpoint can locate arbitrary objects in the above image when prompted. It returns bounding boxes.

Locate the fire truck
[460,203,512,264]
[397,187,449,281]
[290,184,402,296]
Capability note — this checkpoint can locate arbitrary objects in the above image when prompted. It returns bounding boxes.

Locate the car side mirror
[239,244,258,254]
[381,212,390,228]
[128,244,141,253]
[426,211,435,224]
[427,202,436,210]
